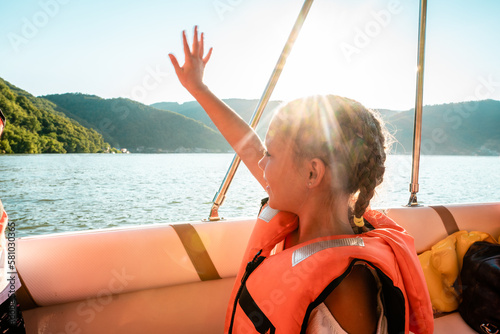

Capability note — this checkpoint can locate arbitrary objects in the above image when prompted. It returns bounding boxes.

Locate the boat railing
[208,0,315,221]
[408,0,428,207]
[209,0,429,219]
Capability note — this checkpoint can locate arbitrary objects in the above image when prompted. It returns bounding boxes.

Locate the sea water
[0,154,498,237]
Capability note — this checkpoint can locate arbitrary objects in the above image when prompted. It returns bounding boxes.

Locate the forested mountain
[0,78,108,153]
[385,100,500,155]
[155,99,500,156]
[43,93,230,152]
[1,75,498,155]
[152,99,282,139]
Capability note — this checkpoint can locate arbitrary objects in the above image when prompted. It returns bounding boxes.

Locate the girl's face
[258,122,308,213]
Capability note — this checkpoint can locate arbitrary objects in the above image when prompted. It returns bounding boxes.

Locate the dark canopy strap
[430,205,459,235]
[171,223,222,281]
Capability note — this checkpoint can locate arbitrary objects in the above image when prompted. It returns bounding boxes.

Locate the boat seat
[17,202,500,333]
[385,202,500,334]
[18,218,257,334]
[385,202,500,254]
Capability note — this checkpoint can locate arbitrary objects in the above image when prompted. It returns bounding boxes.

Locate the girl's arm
[169,27,266,188]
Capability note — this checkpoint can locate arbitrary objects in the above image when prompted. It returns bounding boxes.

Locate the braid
[350,110,387,231]
[354,159,378,216]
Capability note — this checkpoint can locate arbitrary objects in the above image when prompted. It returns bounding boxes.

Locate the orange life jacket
[0,205,7,235]
[224,204,434,334]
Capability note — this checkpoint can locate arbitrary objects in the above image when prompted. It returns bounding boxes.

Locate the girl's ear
[306,158,326,188]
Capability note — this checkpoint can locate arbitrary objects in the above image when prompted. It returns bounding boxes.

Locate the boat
[14,0,500,333]
[17,203,500,333]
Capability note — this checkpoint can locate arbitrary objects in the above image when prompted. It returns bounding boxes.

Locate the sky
[1,0,499,111]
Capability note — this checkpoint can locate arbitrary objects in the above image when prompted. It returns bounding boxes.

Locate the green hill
[152,99,283,139]
[2,75,498,156]
[155,98,500,156]
[43,93,230,152]
[386,100,500,155]
[0,78,108,153]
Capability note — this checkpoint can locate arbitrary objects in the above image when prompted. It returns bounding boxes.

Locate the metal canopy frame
[408,0,428,207]
[208,0,315,221]
[208,0,428,220]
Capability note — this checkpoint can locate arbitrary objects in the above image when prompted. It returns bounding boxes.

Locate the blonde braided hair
[272,95,390,232]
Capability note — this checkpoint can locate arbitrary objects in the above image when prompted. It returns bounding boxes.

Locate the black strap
[171,223,221,281]
[238,285,275,334]
[258,197,269,214]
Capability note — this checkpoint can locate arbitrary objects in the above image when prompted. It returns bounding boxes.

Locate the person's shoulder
[323,264,378,334]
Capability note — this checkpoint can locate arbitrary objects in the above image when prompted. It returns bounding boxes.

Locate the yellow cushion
[418,231,497,313]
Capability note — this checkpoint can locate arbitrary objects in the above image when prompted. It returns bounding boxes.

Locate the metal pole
[208,0,315,221]
[407,0,428,207]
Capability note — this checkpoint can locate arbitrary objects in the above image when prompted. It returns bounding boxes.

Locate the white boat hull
[17,203,500,333]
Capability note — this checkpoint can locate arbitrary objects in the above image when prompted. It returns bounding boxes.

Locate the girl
[169,27,433,334]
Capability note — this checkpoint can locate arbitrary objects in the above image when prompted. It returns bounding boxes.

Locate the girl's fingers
[179,27,210,64]
[182,30,191,59]
[199,32,204,58]
[192,26,199,55]
[168,54,181,73]
[203,47,213,64]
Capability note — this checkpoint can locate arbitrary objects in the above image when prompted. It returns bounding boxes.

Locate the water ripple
[0,154,498,237]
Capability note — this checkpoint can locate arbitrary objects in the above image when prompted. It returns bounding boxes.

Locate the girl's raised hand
[169,26,213,93]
